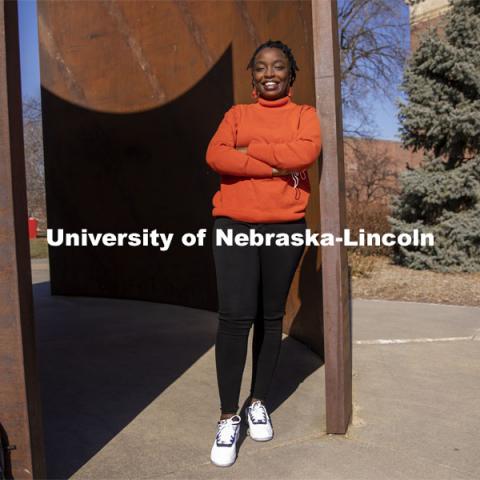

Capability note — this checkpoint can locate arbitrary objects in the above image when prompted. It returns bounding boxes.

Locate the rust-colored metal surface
[0,1,46,477]
[312,0,352,434]
[37,0,322,331]
[0,2,350,475]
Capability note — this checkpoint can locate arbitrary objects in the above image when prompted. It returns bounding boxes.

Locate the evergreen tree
[389,0,480,272]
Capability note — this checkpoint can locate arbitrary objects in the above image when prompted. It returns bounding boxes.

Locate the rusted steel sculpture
[312,0,352,434]
[0,1,46,478]
[1,0,350,476]
[36,1,321,325]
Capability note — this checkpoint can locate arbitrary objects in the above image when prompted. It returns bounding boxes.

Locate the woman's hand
[272,167,291,176]
[235,146,290,176]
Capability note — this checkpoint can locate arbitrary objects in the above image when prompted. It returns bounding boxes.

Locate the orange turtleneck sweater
[206,94,322,223]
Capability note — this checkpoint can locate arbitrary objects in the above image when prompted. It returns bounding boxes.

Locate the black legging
[212,215,306,414]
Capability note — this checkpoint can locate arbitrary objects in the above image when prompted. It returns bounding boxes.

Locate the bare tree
[345,138,399,204]
[339,0,410,138]
[23,96,46,231]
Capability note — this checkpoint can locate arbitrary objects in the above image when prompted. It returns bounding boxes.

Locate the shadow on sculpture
[41,46,242,311]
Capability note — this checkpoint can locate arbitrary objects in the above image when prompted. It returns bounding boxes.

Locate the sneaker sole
[246,427,274,442]
[210,457,237,467]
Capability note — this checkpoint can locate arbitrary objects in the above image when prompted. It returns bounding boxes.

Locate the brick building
[408,0,451,50]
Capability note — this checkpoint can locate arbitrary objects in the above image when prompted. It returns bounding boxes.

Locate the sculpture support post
[0,1,46,477]
[311,0,352,434]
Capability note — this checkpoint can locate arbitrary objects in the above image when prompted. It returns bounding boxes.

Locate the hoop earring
[251,87,258,99]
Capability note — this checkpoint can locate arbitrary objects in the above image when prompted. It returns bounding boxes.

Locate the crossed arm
[205,105,322,177]
[206,107,274,178]
[233,146,290,176]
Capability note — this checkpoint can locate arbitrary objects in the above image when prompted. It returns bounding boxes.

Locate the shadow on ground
[33,282,323,478]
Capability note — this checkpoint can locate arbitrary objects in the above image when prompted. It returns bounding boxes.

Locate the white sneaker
[244,400,273,441]
[210,414,242,467]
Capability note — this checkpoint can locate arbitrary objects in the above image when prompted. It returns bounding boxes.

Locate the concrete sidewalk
[31,259,480,479]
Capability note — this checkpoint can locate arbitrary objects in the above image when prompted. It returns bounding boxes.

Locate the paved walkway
[31,259,480,479]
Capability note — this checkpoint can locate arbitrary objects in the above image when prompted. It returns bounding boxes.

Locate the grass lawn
[350,254,480,307]
[30,237,48,259]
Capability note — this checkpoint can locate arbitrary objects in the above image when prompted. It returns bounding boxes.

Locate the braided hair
[246,39,300,87]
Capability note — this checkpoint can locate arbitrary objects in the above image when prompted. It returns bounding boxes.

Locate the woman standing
[206,39,322,467]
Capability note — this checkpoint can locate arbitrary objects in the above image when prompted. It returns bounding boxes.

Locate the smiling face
[251,47,291,100]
